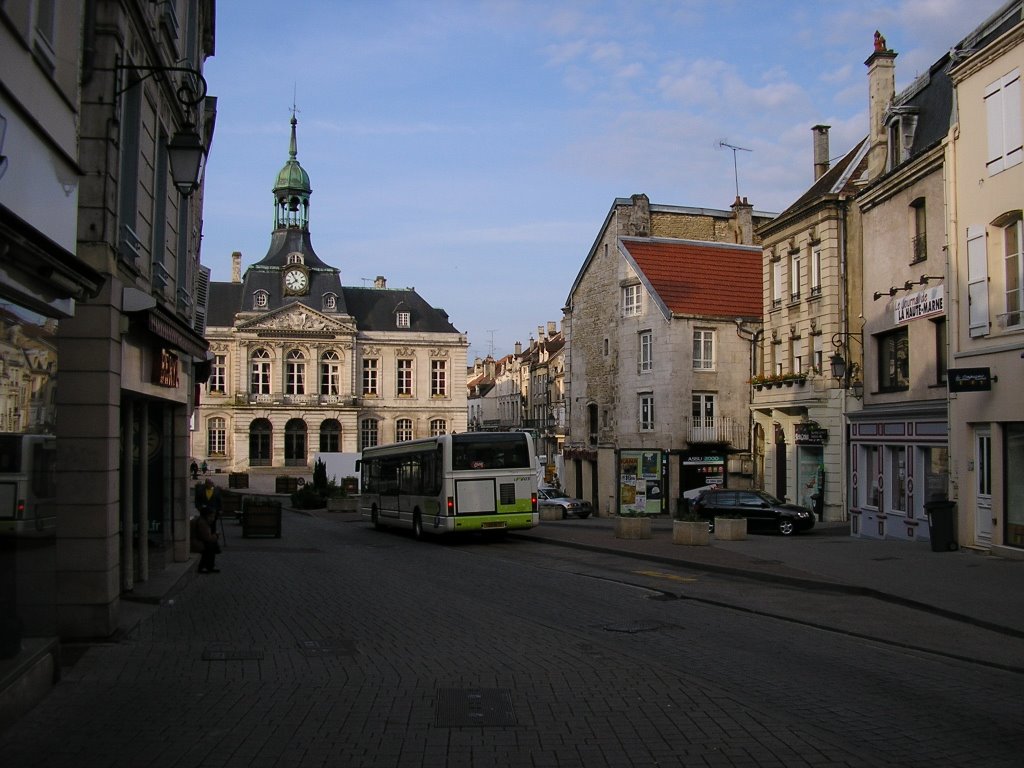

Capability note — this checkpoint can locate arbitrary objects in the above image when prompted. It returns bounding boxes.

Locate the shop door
[975,429,992,547]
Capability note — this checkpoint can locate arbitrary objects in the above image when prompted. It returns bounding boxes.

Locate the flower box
[672,520,710,545]
[615,516,652,540]
[713,516,747,541]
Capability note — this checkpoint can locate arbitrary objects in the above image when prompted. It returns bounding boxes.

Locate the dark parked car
[537,487,593,519]
[691,489,815,536]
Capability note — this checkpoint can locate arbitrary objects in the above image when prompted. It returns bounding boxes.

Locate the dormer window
[396,311,410,328]
[323,293,337,311]
[886,108,919,170]
[286,251,304,265]
[253,290,269,309]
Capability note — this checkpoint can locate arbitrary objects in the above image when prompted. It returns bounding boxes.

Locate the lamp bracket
[109,60,209,109]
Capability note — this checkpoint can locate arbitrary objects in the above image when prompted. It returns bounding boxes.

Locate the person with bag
[193,479,222,574]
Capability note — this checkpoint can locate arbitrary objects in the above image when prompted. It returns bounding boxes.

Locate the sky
[199,0,1008,362]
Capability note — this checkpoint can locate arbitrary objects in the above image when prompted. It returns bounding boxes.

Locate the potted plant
[672,512,710,545]
[713,513,747,541]
[614,509,652,539]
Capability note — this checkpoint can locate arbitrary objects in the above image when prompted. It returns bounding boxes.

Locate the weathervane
[717,139,752,199]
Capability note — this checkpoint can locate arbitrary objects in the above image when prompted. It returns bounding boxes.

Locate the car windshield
[542,489,569,499]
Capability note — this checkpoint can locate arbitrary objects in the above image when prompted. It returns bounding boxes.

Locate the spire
[273,112,311,230]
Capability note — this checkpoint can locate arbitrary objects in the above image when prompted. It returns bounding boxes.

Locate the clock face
[285,269,308,292]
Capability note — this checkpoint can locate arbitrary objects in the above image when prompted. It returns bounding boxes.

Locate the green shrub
[290,485,326,509]
[312,458,328,491]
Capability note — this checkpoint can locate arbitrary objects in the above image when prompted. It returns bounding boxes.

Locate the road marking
[635,570,698,583]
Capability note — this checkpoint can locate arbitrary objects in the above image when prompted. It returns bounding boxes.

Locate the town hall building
[191,116,467,472]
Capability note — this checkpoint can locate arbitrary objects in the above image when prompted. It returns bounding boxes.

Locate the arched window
[249,418,272,466]
[360,418,379,450]
[396,418,413,442]
[320,350,341,395]
[207,417,226,456]
[285,349,305,395]
[253,290,269,309]
[319,419,341,452]
[251,349,271,395]
[285,418,307,466]
[429,418,446,436]
[323,293,337,311]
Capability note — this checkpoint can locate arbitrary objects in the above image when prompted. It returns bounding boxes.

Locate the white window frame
[639,330,653,373]
[362,358,379,396]
[396,358,413,396]
[1003,217,1023,329]
[396,311,411,328]
[810,247,822,295]
[320,350,341,395]
[430,418,447,436]
[285,349,305,395]
[360,418,379,450]
[396,418,413,442]
[250,349,271,395]
[622,284,642,317]
[772,258,784,307]
[789,250,801,301]
[693,329,714,370]
[207,416,226,456]
[208,354,226,393]
[430,359,448,396]
[985,68,1022,176]
[639,394,655,431]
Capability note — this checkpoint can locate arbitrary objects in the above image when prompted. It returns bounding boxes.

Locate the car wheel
[778,518,796,536]
[578,512,591,519]
[412,511,424,540]
[562,508,568,520]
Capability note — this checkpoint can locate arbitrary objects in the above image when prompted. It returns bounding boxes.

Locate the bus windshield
[451,433,531,471]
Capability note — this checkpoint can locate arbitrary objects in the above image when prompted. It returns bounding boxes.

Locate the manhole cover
[435,688,516,727]
[202,644,264,661]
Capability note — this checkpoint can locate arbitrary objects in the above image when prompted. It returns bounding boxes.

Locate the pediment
[236,303,356,338]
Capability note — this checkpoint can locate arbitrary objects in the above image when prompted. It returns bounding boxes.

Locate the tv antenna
[486,330,497,358]
[716,139,752,199]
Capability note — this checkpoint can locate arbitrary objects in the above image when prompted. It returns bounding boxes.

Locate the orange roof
[619,237,762,319]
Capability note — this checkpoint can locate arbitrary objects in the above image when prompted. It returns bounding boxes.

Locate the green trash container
[924,499,958,552]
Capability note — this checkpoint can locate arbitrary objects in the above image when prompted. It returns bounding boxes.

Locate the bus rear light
[17,500,25,517]
[531,493,537,511]
[446,496,454,515]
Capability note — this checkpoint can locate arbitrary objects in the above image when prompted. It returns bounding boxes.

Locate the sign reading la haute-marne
[895,285,944,324]
[948,367,992,392]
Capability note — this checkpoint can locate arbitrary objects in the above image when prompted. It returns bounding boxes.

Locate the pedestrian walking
[193,479,223,573]
[200,459,208,475]
[190,460,199,480]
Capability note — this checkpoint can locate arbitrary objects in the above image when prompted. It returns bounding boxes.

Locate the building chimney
[865,31,896,181]
[628,194,651,237]
[812,125,831,181]
[374,275,387,289]
[730,196,754,245]
[547,321,557,337]
[514,341,522,357]
[231,251,242,283]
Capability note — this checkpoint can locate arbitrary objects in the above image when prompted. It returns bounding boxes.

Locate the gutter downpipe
[838,201,850,522]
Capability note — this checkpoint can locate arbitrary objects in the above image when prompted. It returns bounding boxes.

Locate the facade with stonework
[192,118,467,473]
[563,195,773,517]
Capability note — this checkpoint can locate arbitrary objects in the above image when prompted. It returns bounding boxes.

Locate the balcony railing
[681,416,746,446]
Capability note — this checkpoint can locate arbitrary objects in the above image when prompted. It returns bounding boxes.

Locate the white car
[537,487,593,519]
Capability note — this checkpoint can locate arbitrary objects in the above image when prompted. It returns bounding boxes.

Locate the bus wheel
[412,511,424,540]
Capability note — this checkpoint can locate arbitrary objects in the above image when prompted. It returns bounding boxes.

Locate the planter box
[714,517,747,541]
[615,516,652,540]
[242,501,282,538]
[228,472,249,489]
[539,505,563,522]
[672,520,710,545]
[326,497,360,513]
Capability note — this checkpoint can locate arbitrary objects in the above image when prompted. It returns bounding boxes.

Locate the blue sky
[200,0,1006,362]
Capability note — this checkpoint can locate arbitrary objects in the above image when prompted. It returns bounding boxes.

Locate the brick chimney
[812,125,830,181]
[865,30,896,180]
[231,251,241,283]
[628,194,651,237]
[730,196,754,245]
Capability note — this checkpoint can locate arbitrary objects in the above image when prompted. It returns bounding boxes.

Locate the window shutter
[1004,70,1022,169]
[985,79,1004,174]
[967,226,989,338]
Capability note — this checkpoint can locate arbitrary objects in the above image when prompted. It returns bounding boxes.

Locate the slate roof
[618,237,762,320]
[341,287,460,334]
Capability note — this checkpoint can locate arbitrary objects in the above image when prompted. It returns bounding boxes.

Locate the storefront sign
[153,348,180,388]
[894,285,944,325]
[795,422,828,445]
[948,367,991,392]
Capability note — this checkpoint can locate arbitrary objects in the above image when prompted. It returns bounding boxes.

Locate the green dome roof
[273,115,311,195]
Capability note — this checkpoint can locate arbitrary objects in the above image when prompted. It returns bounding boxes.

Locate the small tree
[313,457,328,491]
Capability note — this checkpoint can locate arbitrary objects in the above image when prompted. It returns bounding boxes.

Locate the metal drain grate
[435,688,517,727]
[298,638,356,657]
[603,620,664,634]
[202,644,264,661]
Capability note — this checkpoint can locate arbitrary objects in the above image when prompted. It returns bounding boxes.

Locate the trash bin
[924,499,958,552]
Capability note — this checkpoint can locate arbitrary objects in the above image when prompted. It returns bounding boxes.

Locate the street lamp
[111,61,210,197]
[831,332,863,398]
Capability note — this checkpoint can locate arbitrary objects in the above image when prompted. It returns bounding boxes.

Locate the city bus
[0,433,57,537]
[358,432,538,538]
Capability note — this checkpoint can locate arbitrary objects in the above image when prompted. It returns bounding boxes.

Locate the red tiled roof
[619,238,762,319]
